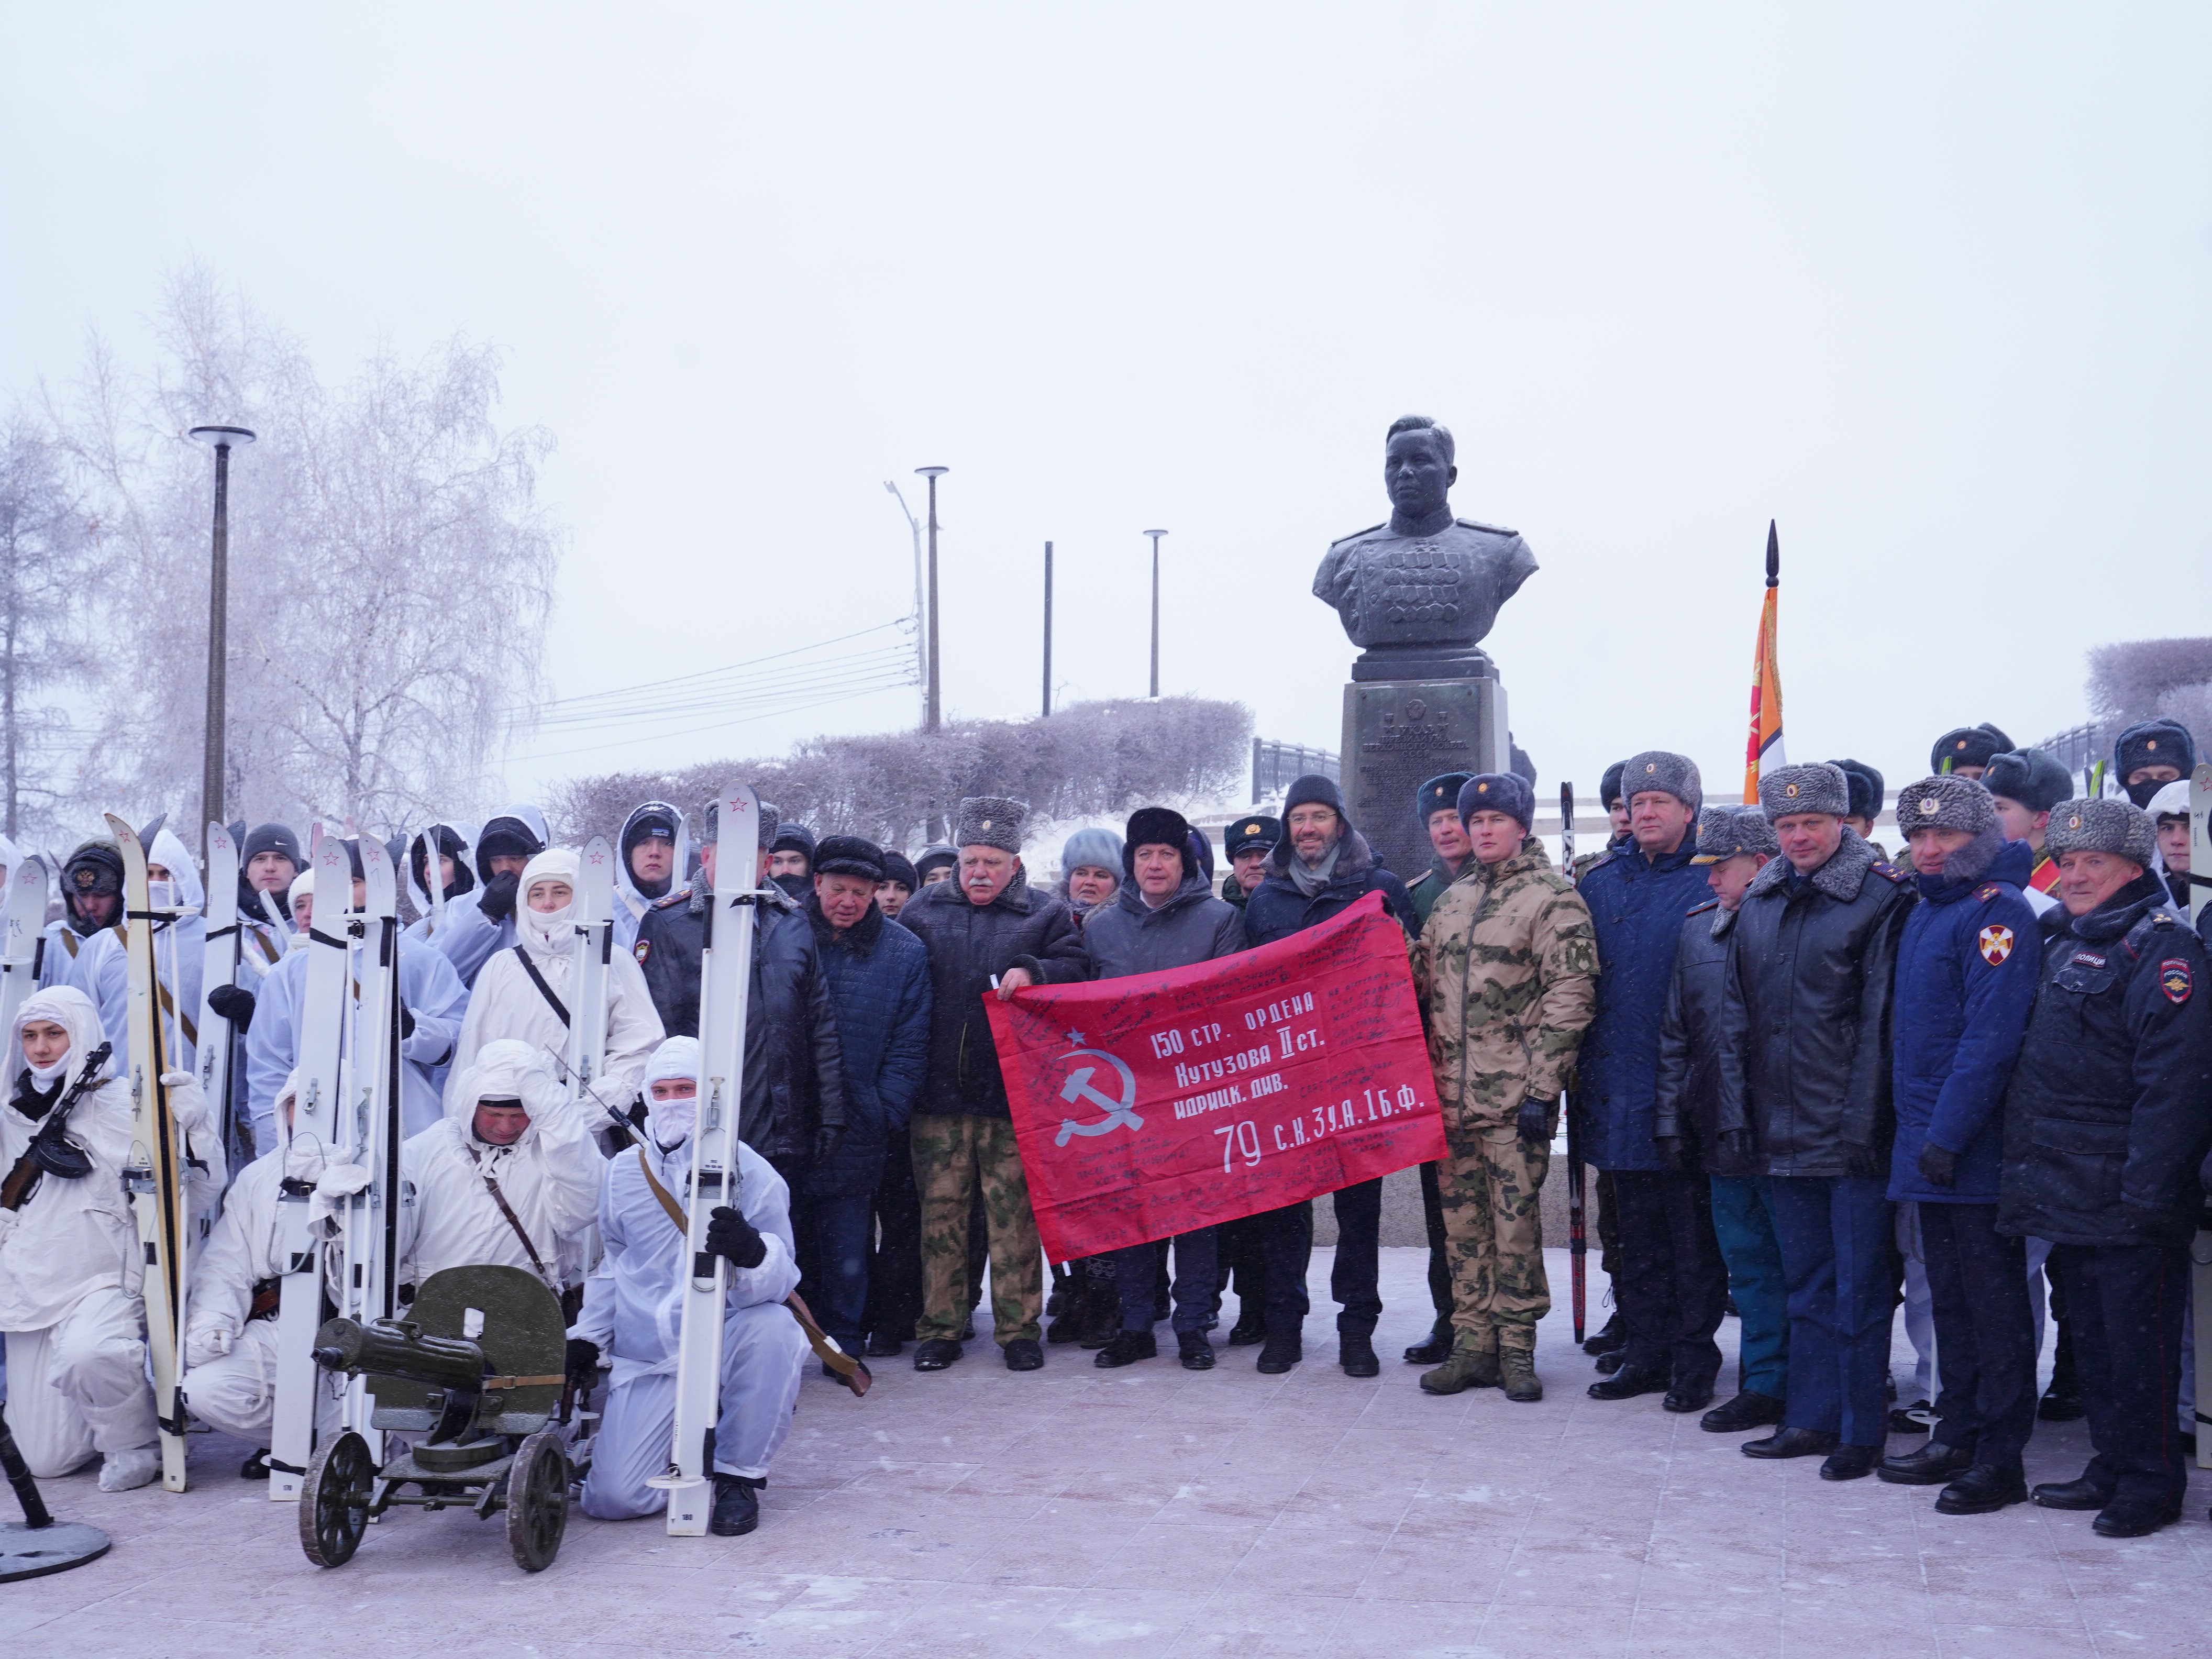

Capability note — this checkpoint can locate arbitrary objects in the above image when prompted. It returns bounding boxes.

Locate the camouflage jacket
[1411,836,1600,1125]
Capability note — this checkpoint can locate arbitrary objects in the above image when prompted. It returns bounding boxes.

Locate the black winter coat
[1997,872,2212,1249]
[805,897,932,1196]
[1241,829,1416,947]
[1079,870,1245,979]
[1716,830,1914,1178]
[634,880,846,1161]
[898,869,1088,1120]
[1653,901,1764,1177]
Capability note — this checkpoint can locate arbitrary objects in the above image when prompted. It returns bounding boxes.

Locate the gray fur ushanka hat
[955,797,1028,854]
[2043,798,2156,868]
[1895,775,1997,837]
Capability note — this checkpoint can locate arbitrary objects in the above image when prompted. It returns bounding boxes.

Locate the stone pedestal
[1341,673,1508,880]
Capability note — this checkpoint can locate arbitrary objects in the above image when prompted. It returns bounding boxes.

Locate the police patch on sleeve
[633,939,650,966]
[2161,958,2193,1004]
[1977,924,2015,966]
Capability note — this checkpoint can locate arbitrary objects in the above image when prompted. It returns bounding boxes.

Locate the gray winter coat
[1715,829,1914,1179]
[1078,870,1245,981]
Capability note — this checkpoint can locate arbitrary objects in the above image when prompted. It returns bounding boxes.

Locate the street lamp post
[187,425,256,857]
[1143,529,1167,699]
[917,467,948,733]
[1041,541,1053,719]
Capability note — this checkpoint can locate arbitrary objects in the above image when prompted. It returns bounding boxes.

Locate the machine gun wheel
[301,1431,375,1567]
[506,1431,570,1573]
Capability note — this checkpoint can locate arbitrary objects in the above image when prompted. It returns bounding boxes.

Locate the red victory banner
[985,891,1444,1259]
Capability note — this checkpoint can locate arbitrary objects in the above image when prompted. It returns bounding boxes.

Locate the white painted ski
[569,835,616,1111]
[0,854,48,1077]
[333,837,402,1455]
[199,823,250,1174]
[659,786,761,1535]
[107,814,192,1493]
[268,835,357,1502]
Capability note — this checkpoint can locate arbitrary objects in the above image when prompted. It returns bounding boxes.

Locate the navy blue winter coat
[1884,839,2040,1205]
[1574,833,1709,1171]
[1241,829,1414,947]
[805,896,933,1197]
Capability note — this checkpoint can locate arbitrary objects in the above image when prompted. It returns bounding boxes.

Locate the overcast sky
[4,6,2206,817]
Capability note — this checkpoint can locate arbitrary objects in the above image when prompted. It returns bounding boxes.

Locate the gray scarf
[1288,839,1342,898]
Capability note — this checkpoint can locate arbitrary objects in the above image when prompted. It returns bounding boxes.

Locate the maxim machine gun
[298,1265,576,1573]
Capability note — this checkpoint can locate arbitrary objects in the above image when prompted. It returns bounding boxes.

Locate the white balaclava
[14,985,105,1091]
[285,869,317,951]
[641,1036,701,1149]
[516,848,582,958]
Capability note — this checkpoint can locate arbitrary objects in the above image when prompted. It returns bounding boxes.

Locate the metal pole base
[0,1520,112,1582]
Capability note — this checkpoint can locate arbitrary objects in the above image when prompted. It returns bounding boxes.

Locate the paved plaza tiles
[6,1247,2206,1658]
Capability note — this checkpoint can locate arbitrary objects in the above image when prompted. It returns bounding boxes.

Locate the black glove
[1916,1142,1957,1188]
[1654,1135,1687,1172]
[399,1005,416,1039]
[705,1204,766,1268]
[563,1337,600,1393]
[1514,1097,1551,1147]
[813,1124,843,1166]
[1840,1141,1884,1180]
[207,983,256,1032]
[479,869,521,924]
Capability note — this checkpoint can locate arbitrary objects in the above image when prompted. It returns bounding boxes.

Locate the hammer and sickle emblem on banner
[1054,1048,1144,1147]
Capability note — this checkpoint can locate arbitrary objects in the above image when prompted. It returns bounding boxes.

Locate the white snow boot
[98,1445,161,1491]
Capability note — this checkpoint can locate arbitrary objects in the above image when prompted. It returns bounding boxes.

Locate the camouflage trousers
[1437,1101,1554,1350]
[911,1113,1043,1345]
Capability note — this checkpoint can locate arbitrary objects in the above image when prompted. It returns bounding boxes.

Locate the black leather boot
[1877,1439,1974,1486]
[710,1473,761,1536]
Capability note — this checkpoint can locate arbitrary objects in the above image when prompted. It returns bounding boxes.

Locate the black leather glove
[813,1124,843,1166]
[479,869,521,924]
[399,1005,416,1039]
[1917,1142,1957,1188]
[563,1337,600,1393]
[1515,1097,1551,1147]
[1840,1141,1884,1180]
[1654,1135,1687,1172]
[706,1204,766,1268]
[207,983,256,1032]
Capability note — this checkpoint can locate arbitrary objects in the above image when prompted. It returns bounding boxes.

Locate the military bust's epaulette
[1873,862,1911,883]
[1580,850,1618,874]
[1328,521,1387,549]
[1408,869,1437,891]
[1455,517,1519,537]
[649,887,691,911]
[1687,898,1720,916]
[1975,882,2005,904]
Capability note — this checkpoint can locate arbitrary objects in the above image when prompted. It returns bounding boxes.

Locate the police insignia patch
[633,939,650,965]
[2161,958,2192,1004]
[1978,925,2014,965]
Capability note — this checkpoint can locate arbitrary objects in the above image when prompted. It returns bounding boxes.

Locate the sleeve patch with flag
[1977,924,2015,966]
[2161,959,2192,1004]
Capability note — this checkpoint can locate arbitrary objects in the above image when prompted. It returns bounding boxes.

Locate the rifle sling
[513,946,571,1028]
[631,1146,870,1397]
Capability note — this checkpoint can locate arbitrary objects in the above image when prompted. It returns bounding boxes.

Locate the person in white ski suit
[612,801,688,955]
[62,826,208,1079]
[570,1036,808,1533]
[413,804,548,989]
[447,847,663,1112]
[395,1038,602,1290]
[0,987,214,1489]
[178,1070,348,1468]
[242,859,469,1155]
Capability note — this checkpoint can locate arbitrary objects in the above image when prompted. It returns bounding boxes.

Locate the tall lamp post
[1143,528,1167,699]
[187,425,256,857]
[917,467,948,733]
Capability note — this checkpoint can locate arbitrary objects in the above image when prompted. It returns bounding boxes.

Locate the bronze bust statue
[1313,415,1536,681]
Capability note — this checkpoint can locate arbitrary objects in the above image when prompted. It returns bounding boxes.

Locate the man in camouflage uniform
[1411,771,1599,1401]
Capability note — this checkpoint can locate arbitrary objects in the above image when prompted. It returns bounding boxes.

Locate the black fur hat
[1982,749,2073,814]
[1828,758,1885,823]
[1124,806,1193,875]
[1929,723,2014,775]
[813,835,885,882]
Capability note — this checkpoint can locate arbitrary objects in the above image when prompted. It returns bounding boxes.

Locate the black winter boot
[710,1474,761,1536]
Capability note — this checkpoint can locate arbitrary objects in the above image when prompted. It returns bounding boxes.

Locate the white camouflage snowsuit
[572,1037,808,1517]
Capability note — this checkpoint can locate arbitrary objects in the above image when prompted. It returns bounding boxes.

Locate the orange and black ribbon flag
[1742,520,1786,804]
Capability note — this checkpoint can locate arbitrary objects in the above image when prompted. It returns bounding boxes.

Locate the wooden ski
[0,855,48,1077]
[106,814,192,1493]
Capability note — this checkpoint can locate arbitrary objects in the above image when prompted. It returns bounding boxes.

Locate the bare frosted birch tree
[0,410,99,839]
[47,268,560,833]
